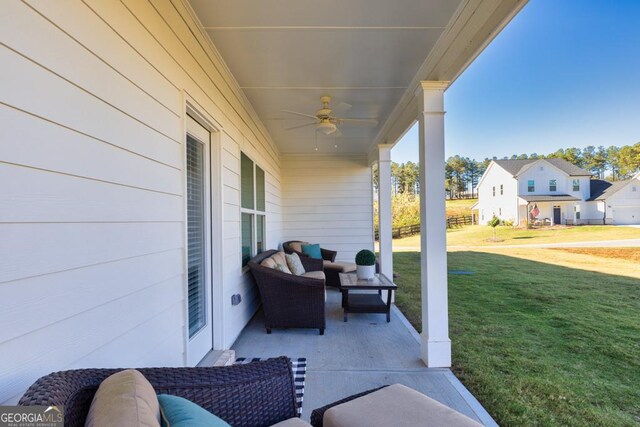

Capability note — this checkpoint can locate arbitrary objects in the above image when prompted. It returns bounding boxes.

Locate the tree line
[375,142,639,199]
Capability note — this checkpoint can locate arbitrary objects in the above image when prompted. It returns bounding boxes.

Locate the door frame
[553,205,561,225]
[182,94,224,366]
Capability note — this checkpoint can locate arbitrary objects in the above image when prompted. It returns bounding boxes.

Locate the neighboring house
[473,159,640,225]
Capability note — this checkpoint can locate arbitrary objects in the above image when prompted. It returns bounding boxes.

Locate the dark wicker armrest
[310,386,388,427]
[299,255,323,272]
[320,249,337,262]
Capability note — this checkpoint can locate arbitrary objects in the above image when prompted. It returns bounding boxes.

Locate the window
[527,180,535,192]
[573,179,580,191]
[500,184,504,195]
[574,205,581,220]
[186,135,206,337]
[632,186,637,192]
[492,186,496,196]
[549,179,557,192]
[241,153,266,267]
[499,208,502,216]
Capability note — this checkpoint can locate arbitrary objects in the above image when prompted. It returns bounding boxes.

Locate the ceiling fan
[282,96,378,135]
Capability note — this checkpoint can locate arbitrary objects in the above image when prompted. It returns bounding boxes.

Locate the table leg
[342,290,348,322]
[386,289,392,323]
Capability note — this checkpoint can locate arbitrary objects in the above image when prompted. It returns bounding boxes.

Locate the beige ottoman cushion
[269,417,313,427]
[324,261,356,273]
[86,369,160,427]
[324,384,482,427]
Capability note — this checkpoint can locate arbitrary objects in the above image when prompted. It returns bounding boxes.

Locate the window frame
[492,186,496,197]
[572,179,580,192]
[527,180,535,192]
[549,179,557,192]
[240,152,266,268]
[500,184,503,195]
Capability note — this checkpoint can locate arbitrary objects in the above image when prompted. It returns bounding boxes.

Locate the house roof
[519,194,581,203]
[588,179,632,201]
[494,158,592,177]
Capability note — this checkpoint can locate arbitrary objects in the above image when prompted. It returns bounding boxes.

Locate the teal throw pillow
[158,394,231,427]
[301,243,322,259]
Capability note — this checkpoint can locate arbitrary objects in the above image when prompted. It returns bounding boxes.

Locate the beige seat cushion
[301,270,325,281]
[85,369,160,427]
[289,241,308,253]
[269,418,313,427]
[270,252,292,274]
[323,384,482,427]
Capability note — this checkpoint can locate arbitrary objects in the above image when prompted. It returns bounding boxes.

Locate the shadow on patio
[231,288,496,425]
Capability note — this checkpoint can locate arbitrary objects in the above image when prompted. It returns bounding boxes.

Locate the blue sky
[392,0,640,163]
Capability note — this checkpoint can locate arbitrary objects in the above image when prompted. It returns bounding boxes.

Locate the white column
[416,81,451,368]
[377,144,393,298]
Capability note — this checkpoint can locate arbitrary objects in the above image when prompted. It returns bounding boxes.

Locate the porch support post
[377,144,394,298]
[416,81,451,368]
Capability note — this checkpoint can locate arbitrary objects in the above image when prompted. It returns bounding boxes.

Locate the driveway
[454,239,640,249]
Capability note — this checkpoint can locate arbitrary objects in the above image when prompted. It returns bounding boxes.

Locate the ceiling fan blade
[284,122,317,131]
[332,102,352,116]
[281,110,318,120]
[336,118,378,127]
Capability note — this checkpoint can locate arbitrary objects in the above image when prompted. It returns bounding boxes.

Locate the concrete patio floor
[232,289,497,425]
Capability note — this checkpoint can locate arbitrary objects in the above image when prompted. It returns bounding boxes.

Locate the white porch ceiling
[187,0,526,155]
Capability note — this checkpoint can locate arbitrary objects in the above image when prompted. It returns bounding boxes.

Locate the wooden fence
[374,215,473,240]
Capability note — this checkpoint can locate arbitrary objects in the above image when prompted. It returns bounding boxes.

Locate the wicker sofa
[19,357,299,427]
[282,241,356,289]
[248,250,326,335]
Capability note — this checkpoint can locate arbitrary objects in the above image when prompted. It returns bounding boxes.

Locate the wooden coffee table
[339,273,397,322]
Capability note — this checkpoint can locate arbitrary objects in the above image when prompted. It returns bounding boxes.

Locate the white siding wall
[476,164,518,225]
[281,155,374,261]
[0,0,280,404]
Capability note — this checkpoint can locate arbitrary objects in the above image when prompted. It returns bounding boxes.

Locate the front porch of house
[231,288,497,425]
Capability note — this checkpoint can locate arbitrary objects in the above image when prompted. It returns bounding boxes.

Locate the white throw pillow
[285,252,306,275]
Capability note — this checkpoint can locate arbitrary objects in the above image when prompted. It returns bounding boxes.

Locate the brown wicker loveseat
[19,357,298,427]
[283,241,356,289]
[248,250,326,335]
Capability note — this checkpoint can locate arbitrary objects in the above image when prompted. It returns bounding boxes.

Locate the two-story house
[473,158,640,226]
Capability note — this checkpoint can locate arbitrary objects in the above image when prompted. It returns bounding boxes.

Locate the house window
[633,186,637,192]
[499,208,502,216]
[574,205,581,220]
[527,180,535,192]
[241,153,266,267]
[549,179,557,192]
[573,179,580,191]
[492,186,496,196]
[500,184,503,195]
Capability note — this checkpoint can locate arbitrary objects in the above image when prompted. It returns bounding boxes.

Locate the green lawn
[393,250,640,426]
[392,225,640,248]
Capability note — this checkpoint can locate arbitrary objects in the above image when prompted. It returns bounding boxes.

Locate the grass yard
[393,250,640,426]
[446,198,477,217]
[391,225,640,249]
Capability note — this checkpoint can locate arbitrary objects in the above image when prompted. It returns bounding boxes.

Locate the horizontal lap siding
[281,155,374,262]
[0,0,281,404]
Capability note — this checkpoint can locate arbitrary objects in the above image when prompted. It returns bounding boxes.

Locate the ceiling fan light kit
[282,95,377,137]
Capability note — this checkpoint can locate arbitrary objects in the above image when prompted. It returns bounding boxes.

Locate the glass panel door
[187,135,206,338]
[186,115,213,366]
